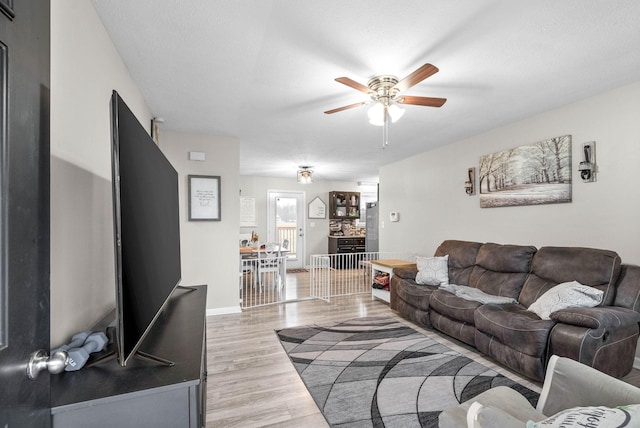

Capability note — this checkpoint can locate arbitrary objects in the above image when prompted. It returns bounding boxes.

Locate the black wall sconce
[464,167,476,195]
[578,142,596,182]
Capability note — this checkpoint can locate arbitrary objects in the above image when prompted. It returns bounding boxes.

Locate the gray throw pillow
[415,255,449,286]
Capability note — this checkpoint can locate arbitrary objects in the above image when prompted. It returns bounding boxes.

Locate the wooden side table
[370,259,416,303]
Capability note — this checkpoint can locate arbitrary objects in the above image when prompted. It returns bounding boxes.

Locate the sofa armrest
[538,355,640,416]
[550,306,640,329]
[393,266,418,280]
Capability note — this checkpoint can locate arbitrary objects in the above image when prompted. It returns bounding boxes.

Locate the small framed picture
[308,196,326,219]
[188,175,221,221]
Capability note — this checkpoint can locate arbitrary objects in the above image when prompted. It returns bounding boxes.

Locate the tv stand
[51,285,207,428]
[87,347,175,368]
[87,326,176,368]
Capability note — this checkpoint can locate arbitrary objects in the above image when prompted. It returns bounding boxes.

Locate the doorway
[267,190,305,270]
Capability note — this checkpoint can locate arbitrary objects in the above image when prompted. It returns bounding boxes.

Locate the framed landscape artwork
[479,135,572,208]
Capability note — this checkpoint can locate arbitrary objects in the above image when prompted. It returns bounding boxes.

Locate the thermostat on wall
[389,212,399,222]
[188,151,206,161]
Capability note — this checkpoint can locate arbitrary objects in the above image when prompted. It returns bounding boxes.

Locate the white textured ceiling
[91,0,640,183]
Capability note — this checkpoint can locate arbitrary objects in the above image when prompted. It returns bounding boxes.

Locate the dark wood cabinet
[328,236,366,254]
[328,236,366,269]
[329,191,360,219]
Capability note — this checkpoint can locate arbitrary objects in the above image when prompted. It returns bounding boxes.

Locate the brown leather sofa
[390,240,640,382]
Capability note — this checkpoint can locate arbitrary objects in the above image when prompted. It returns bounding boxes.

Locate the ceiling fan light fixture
[297,166,313,184]
[368,102,405,126]
[367,102,385,126]
[388,104,405,123]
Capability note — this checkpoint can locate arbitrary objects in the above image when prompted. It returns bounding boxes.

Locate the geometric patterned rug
[276,316,539,427]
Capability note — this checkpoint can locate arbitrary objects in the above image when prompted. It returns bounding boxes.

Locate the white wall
[160,131,240,314]
[50,0,153,345]
[239,177,368,264]
[379,81,640,265]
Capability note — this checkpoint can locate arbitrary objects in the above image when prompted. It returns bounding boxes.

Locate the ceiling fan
[324,63,447,147]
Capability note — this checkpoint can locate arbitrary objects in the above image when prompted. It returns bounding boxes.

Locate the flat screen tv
[110,90,181,367]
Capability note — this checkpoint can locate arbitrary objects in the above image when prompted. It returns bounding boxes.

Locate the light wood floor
[206,272,640,427]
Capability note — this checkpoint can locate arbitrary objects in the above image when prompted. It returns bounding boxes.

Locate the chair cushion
[475,304,556,357]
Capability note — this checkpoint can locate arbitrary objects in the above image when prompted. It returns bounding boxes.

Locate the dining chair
[257,242,282,289]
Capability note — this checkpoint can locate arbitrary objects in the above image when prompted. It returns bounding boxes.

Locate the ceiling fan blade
[394,63,439,93]
[324,102,367,114]
[396,95,447,107]
[335,77,371,94]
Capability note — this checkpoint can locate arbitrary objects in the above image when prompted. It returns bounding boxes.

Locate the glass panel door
[267,190,304,269]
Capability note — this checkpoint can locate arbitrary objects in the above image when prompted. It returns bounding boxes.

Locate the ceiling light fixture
[325,64,446,149]
[297,166,313,184]
[367,103,405,127]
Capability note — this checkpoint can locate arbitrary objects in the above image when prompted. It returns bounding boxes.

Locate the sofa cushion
[518,247,620,307]
[391,276,436,313]
[551,306,640,330]
[528,281,603,320]
[469,243,537,299]
[475,242,537,273]
[474,304,556,357]
[430,289,481,324]
[393,266,418,280]
[613,264,640,311]
[434,240,482,286]
[415,255,449,286]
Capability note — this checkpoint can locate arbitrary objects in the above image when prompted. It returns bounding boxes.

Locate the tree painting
[479,135,572,208]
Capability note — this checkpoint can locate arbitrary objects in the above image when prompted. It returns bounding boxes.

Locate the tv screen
[110,90,181,366]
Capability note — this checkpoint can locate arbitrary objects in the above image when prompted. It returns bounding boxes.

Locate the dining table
[239,245,288,289]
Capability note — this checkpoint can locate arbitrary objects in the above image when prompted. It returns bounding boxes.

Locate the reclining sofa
[390,240,640,382]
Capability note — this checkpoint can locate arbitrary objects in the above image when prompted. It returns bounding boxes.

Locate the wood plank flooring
[206,272,640,427]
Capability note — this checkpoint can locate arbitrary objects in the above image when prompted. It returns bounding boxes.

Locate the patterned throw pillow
[527,404,640,427]
[415,255,449,286]
[527,280,603,320]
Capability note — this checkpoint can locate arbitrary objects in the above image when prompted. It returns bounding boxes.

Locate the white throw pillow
[526,404,640,427]
[527,281,603,320]
[415,255,449,286]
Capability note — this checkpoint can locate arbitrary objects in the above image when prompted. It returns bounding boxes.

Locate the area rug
[287,268,309,273]
[276,316,538,427]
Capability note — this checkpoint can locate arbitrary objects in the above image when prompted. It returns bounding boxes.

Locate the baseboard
[634,356,640,370]
[206,306,241,317]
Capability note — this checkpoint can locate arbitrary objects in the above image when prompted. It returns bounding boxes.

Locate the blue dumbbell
[65,332,109,372]
[51,331,91,354]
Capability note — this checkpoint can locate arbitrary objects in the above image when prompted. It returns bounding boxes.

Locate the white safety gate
[240,251,415,309]
[240,254,288,309]
[309,252,416,302]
